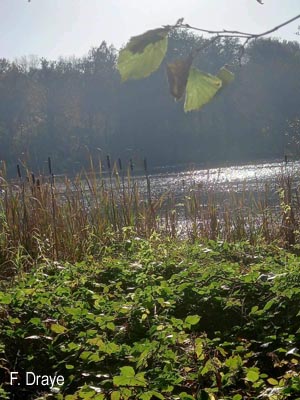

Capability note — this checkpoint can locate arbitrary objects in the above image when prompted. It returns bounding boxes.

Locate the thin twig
[180,14,300,40]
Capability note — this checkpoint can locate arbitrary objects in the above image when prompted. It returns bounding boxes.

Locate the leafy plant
[1,238,300,398]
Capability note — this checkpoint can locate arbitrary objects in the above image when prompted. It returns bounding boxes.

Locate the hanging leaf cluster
[117,27,234,112]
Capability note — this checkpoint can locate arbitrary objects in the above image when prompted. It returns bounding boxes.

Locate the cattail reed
[0,160,299,271]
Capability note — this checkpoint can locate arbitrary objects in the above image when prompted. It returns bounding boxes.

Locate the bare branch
[180,14,300,41]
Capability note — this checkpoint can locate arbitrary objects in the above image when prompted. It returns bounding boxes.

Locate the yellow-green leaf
[184,68,222,112]
[118,35,168,81]
[50,323,67,334]
[185,314,201,325]
[113,367,147,387]
[267,378,278,385]
[111,391,121,400]
[246,369,259,382]
[120,366,135,377]
[0,292,12,305]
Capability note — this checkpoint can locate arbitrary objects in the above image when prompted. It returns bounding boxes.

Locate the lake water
[134,159,300,237]
[135,160,300,199]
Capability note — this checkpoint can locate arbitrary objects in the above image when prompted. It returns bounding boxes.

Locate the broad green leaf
[83,392,97,399]
[88,337,105,347]
[217,66,234,86]
[120,366,135,377]
[113,374,147,387]
[106,322,116,331]
[185,315,201,325]
[50,323,67,334]
[0,292,12,305]
[118,33,168,81]
[225,355,243,370]
[232,395,242,400]
[8,317,20,324]
[167,55,193,100]
[104,342,120,354]
[80,351,92,360]
[64,307,83,316]
[29,317,41,326]
[246,369,260,382]
[113,367,147,387]
[88,337,119,354]
[111,391,121,400]
[78,387,96,399]
[184,68,222,112]
[139,392,153,400]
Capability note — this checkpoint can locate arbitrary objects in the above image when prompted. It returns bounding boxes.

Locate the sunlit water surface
[139,160,300,198]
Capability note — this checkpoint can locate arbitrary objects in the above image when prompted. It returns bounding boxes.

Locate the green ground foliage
[0,236,300,399]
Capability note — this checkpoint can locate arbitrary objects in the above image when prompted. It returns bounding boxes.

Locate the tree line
[1,32,300,175]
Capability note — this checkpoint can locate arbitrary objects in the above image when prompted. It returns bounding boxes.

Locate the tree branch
[180,14,300,40]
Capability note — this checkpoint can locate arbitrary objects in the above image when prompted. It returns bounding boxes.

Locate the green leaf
[118,31,168,81]
[64,307,83,316]
[184,68,222,112]
[263,299,275,311]
[78,387,97,399]
[195,338,204,359]
[0,292,12,305]
[246,369,260,382]
[152,392,164,400]
[217,66,234,86]
[113,367,147,387]
[88,337,119,354]
[232,395,242,400]
[267,378,278,385]
[80,351,92,360]
[225,355,243,370]
[50,323,67,334]
[139,392,152,400]
[185,315,201,325]
[111,391,121,400]
[29,317,41,326]
[139,391,164,400]
[120,366,135,377]
[106,322,115,331]
[179,392,195,400]
[167,55,193,100]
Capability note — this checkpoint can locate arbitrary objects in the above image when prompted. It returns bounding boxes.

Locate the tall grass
[0,159,299,271]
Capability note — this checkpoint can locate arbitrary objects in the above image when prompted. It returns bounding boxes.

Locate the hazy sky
[1,0,300,61]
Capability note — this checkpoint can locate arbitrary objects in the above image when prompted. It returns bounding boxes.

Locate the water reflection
[143,160,300,197]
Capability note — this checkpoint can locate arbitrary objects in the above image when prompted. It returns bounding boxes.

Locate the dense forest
[1,31,300,175]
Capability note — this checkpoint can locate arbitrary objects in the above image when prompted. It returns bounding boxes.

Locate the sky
[1,0,300,61]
